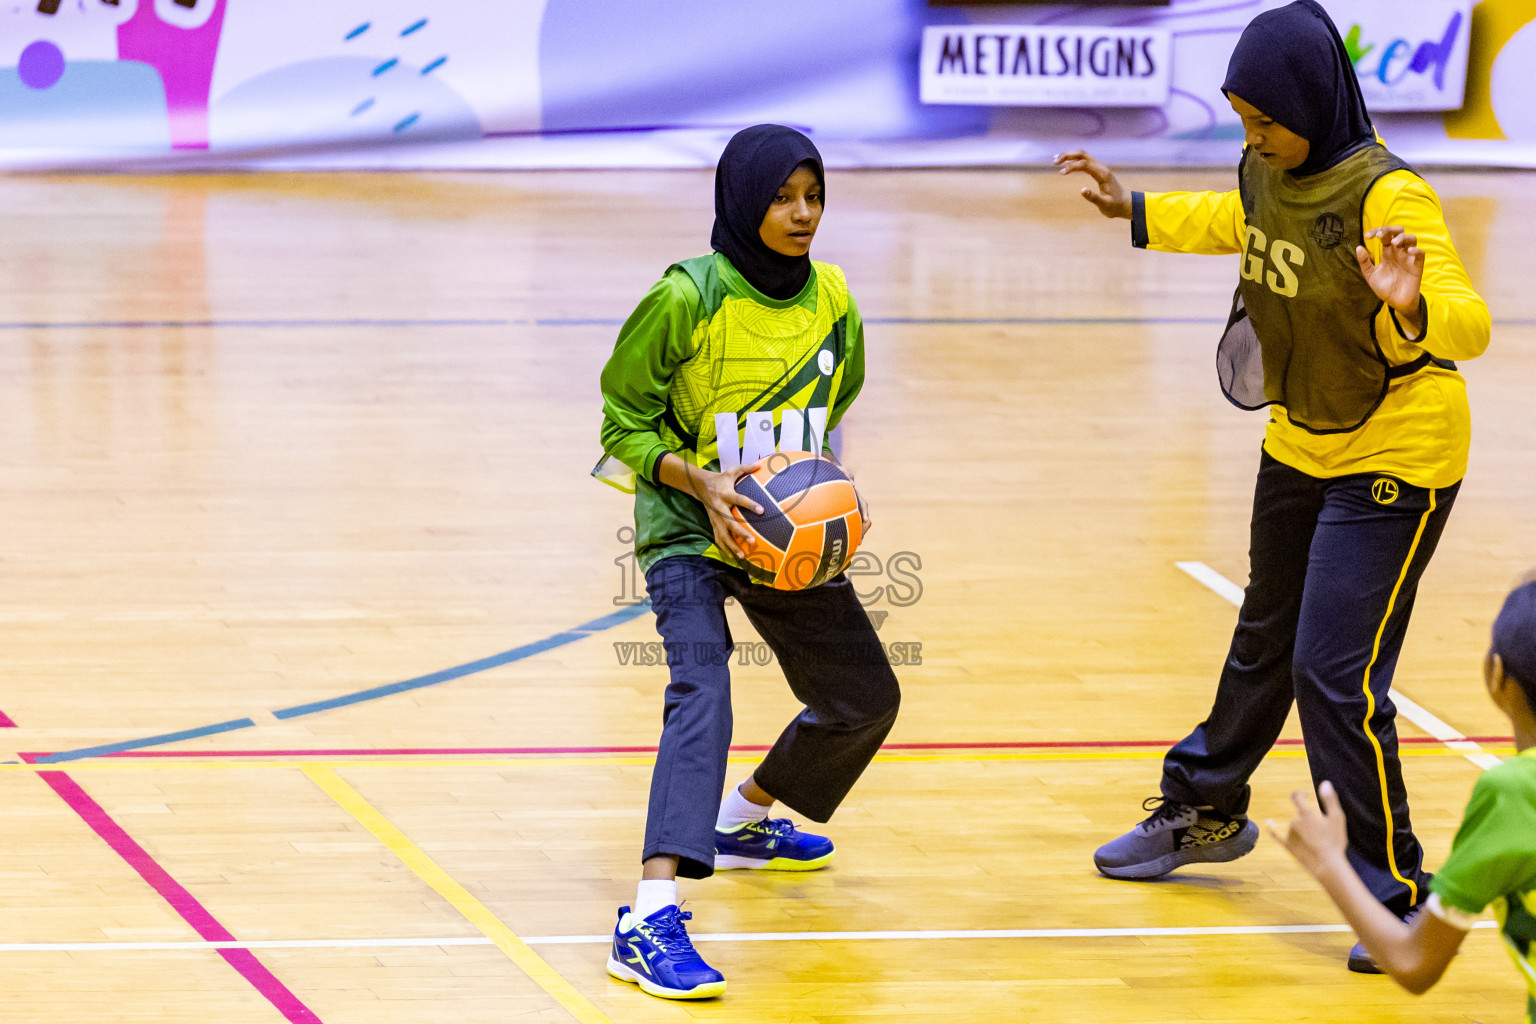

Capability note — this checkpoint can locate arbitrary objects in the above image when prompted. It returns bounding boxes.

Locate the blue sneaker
[606,904,726,1000]
[714,817,835,871]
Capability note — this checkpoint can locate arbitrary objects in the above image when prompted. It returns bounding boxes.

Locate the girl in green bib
[596,124,899,1000]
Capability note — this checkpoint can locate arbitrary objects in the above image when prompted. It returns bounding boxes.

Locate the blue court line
[272,634,580,719]
[4,316,1532,330]
[31,718,257,764]
[32,603,652,764]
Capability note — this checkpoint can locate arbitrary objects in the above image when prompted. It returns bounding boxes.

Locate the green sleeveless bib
[662,253,851,469]
[1217,143,1428,434]
[597,252,857,574]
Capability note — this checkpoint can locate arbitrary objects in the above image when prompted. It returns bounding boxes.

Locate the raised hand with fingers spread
[1357,225,1426,335]
[1053,149,1131,220]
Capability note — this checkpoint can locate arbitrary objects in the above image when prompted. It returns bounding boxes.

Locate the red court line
[69,736,1514,759]
[0,708,16,728]
[32,767,322,1023]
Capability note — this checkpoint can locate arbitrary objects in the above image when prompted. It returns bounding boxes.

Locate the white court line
[0,923,1497,952]
[1174,561,1247,607]
[1175,561,1501,770]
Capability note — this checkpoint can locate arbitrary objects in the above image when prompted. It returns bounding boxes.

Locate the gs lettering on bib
[1216,143,1422,435]
[1239,226,1305,299]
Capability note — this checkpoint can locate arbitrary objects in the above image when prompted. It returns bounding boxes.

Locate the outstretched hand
[1357,226,1425,332]
[1054,149,1132,220]
[1266,780,1351,880]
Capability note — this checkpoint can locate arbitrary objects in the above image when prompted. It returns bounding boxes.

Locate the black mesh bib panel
[1218,144,1419,434]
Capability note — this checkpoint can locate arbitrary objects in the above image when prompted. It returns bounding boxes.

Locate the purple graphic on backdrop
[17,39,65,90]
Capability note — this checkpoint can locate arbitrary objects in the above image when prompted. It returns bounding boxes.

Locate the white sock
[632,879,678,923]
[716,782,773,832]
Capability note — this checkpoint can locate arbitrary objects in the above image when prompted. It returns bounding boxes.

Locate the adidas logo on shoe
[1180,816,1246,849]
[1094,796,1260,880]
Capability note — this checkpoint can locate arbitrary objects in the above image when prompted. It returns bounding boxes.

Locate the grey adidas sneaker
[1094,796,1259,880]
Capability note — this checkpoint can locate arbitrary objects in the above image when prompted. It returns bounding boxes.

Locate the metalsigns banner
[920,25,1173,107]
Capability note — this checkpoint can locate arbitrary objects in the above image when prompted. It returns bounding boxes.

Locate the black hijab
[1221,0,1375,177]
[710,124,824,300]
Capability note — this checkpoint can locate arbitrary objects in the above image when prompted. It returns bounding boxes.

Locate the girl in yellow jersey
[1057,0,1489,973]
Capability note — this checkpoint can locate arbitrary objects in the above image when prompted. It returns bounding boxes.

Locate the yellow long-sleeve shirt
[1137,168,1490,489]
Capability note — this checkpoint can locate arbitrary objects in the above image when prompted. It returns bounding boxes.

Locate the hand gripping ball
[730,451,865,591]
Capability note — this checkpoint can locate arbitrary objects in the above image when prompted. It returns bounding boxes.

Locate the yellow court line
[0,748,1512,773]
[301,764,614,1024]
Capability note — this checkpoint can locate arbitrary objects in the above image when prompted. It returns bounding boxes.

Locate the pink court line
[33,768,322,1024]
[0,708,16,728]
[79,736,1516,759]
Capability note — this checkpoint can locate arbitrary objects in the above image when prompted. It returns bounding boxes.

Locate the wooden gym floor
[0,166,1532,1023]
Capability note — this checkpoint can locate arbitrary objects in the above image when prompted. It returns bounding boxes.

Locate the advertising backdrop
[1,0,1533,170]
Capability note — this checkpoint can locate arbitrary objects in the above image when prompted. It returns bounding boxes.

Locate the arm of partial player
[1363,172,1490,362]
[598,272,701,485]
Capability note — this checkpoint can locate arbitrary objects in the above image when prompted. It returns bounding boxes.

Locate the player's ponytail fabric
[711,124,824,300]
[1220,0,1374,177]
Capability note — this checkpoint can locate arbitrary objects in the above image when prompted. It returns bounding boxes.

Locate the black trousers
[1162,449,1458,916]
[642,555,901,879]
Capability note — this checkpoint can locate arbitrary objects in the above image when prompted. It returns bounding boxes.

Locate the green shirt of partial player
[1428,748,1536,1023]
[597,252,864,573]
